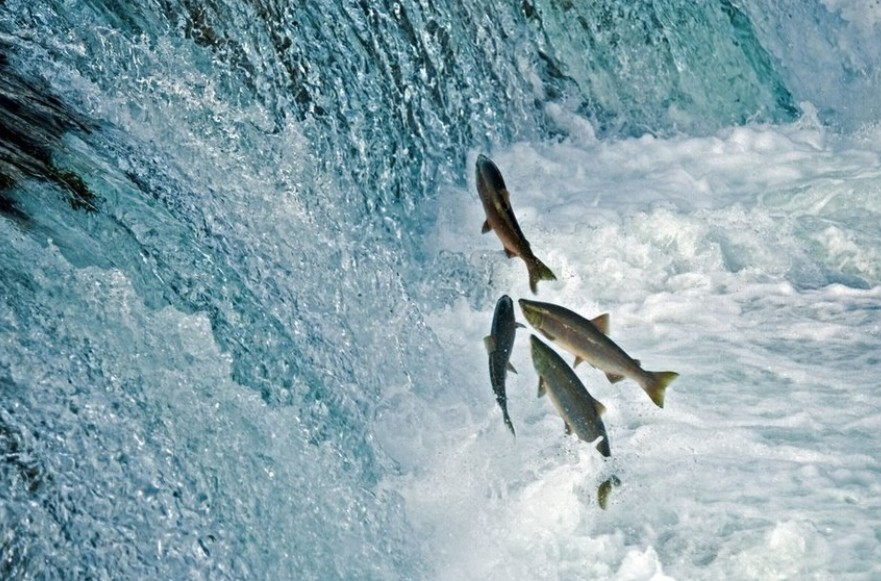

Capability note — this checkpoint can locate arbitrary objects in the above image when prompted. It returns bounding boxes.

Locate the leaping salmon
[597,475,622,510]
[520,298,678,408]
[475,154,556,294]
[484,295,524,436]
[529,335,611,457]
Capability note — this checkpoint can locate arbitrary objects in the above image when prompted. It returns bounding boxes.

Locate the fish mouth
[528,334,549,359]
[518,299,543,328]
[528,334,542,353]
[475,154,498,178]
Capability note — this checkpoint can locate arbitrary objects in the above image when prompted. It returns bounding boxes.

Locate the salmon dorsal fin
[605,372,625,384]
[573,356,584,368]
[481,220,491,234]
[591,313,610,335]
[594,400,607,416]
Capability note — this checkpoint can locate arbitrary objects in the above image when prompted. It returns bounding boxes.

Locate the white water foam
[392,113,881,580]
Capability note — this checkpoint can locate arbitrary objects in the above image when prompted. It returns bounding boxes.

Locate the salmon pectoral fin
[537,377,547,398]
[504,247,517,258]
[604,372,626,384]
[506,362,518,374]
[481,220,492,234]
[564,420,573,435]
[483,335,495,353]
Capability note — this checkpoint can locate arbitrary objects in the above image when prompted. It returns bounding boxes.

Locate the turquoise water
[2,1,880,578]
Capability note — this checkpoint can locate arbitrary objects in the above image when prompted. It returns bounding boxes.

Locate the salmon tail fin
[595,435,612,457]
[502,408,516,437]
[527,257,557,294]
[642,371,679,408]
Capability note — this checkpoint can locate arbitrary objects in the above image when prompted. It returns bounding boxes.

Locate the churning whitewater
[3,1,881,579]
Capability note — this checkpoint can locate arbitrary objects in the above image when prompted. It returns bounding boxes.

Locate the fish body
[519,299,677,408]
[529,335,611,457]
[484,295,522,435]
[475,154,556,293]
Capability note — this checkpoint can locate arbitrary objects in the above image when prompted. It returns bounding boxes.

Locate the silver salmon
[529,335,611,457]
[520,298,678,408]
[475,154,556,293]
[484,295,524,435]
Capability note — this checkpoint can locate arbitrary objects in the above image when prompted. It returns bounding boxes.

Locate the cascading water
[2,1,881,579]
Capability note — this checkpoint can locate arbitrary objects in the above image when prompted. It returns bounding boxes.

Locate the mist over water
[2,1,881,579]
